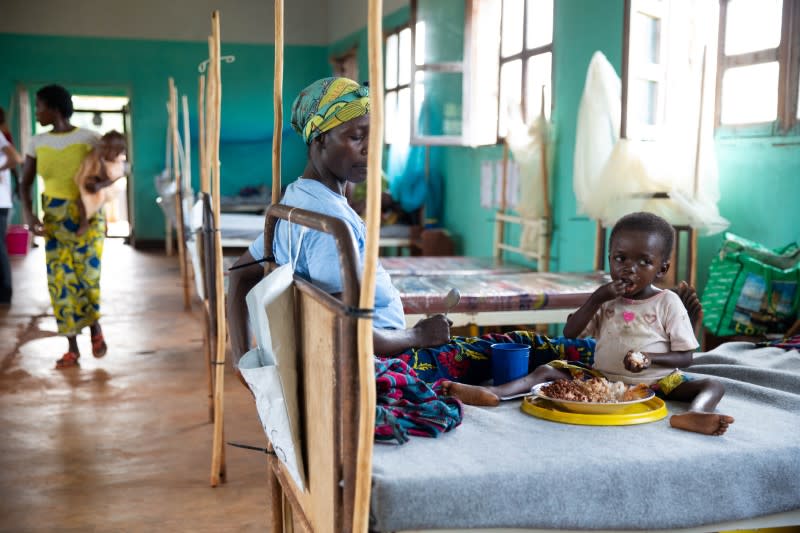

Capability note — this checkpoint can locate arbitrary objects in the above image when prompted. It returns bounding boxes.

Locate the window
[624,0,720,145]
[405,0,552,146]
[627,0,666,140]
[497,0,554,138]
[384,26,411,144]
[715,0,800,133]
[409,0,501,146]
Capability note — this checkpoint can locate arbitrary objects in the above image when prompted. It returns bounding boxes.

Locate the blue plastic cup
[491,343,531,385]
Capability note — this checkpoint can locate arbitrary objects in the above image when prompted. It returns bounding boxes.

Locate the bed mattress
[370,342,800,531]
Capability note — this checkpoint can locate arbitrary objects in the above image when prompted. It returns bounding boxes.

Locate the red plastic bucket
[6,225,31,256]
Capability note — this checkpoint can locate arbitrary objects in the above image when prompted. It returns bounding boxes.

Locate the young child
[443,211,735,436]
[74,130,127,236]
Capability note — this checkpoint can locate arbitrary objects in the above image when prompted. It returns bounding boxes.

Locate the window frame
[714,0,800,136]
[626,0,668,140]
[496,0,555,141]
[384,23,411,145]
[409,0,472,146]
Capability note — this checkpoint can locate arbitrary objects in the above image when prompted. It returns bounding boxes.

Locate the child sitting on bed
[73,130,127,236]
[443,212,735,436]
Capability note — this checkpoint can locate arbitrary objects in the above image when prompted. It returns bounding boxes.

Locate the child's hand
[593,280,628,303]
[624,350,650,372]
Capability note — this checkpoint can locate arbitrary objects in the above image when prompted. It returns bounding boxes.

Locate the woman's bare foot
[440,381,500,406]
[670,412,735,436]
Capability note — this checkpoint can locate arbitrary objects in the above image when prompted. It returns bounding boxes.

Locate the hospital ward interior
[2,0,800,531]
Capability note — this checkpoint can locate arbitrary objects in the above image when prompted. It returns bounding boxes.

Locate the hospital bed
[381,212,605,328]
[392,270,609,328]
[251,203,800,532]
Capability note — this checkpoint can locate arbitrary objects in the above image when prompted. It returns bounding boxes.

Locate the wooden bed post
[209,10,227,487]
[197,74,216,423]
[352,2,383,531]
[494,140,509,263]
[168,77,192,311]
[538,86,551,272]
[266,1,288,529]
[688,46,708,290]
[272,0,284,207]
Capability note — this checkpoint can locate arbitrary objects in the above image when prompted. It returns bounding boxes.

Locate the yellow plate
[530,382,656,414]
[521,396,668,426]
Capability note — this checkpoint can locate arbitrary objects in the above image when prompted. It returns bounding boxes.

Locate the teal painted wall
[699,137,800,289]
[0,33,328,240]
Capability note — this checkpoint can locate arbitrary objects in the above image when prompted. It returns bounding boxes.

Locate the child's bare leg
[441,365,568,406]
[667,379,735,436]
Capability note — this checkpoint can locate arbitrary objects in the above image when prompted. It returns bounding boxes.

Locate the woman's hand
[24,209,44,236]
[624,350,650,373]
[412,314,452,348]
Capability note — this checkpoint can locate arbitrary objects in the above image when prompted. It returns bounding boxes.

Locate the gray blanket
[370,342,800,531]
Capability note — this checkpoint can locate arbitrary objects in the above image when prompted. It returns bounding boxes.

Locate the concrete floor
[0,239,270,532]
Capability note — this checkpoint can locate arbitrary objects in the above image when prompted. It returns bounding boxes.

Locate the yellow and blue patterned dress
[26,128,101,336]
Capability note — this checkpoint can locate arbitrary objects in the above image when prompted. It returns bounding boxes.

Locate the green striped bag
[702,233,800,337]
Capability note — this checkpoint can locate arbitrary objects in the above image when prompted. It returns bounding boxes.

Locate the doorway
[32,94,132,238]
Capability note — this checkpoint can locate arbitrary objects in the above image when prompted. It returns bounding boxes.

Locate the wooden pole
[272,0,284,206]
[209,10,227,487]
[620,0,631,141]
[538,86,551,272]
[494,141,509,262]
[353,2,382,531]
[267,2,290,526]
[169,78,192,311]
[205,36,216,197]
[197,75,215,422]
[165,110,174,257]
[689,46,708,289]
[182,94,192,192]
[199,76,208,194]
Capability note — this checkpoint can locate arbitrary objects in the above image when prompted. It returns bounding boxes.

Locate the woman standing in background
[20,84,107,368]
[0,106,23,304]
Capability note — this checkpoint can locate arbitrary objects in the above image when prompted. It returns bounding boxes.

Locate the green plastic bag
[702,233,800,337]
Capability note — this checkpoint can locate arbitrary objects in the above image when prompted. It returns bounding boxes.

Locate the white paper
[185,238,204,300]
[239,262,305,490]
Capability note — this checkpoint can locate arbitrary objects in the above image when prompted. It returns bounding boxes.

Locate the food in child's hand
[629,351,645,364]
[540,378,650,403]
[625,349,650,372]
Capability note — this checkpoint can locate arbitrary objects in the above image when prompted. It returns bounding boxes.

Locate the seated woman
[226,77,699,439]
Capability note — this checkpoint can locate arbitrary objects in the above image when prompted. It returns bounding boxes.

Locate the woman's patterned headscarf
[290,77,370,145]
